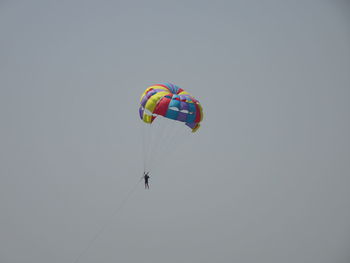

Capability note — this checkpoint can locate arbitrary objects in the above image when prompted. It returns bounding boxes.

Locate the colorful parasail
[139,83,203,132]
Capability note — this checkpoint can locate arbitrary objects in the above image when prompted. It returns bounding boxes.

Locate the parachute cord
[71,177,143,263]
[146,117,174,173]
[142,124,147,172]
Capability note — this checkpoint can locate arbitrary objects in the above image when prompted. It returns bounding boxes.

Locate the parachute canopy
[139,83,203,132]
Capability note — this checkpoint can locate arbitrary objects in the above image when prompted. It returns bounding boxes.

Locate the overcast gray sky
[1,1,350,263]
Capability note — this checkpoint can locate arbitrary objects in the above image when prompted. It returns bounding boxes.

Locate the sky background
[1,0,350,262]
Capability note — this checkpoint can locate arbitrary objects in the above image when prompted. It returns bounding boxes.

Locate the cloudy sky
[1,1,350,262]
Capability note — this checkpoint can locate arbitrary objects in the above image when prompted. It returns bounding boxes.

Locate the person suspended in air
[143,172,150,189]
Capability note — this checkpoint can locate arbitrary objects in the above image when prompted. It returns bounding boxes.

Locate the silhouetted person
[143,172,150,189]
